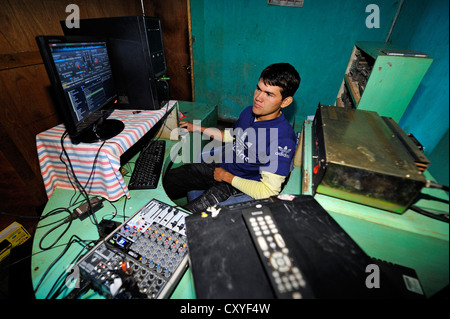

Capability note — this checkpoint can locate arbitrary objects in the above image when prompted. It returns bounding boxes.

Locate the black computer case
[61,16,169,110]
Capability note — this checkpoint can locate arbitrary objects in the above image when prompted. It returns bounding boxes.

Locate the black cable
[0,211,41,219]
[36,133,106,256]
[46,242,93,299]
[426,180,450,192]
[33,235,94,296]
[59,131,82,206]
[36,198,90,229]
[37,196,101,251]
[38,210,73,251]
[410,205,449,223]
[60,131,102,232]
[63,278,92,299]
[122,196,128,223]
[83,140,107,193]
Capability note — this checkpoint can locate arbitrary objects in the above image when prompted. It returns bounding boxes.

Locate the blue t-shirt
[219,106,296,181]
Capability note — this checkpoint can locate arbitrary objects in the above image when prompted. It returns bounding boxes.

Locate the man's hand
[179,121,198,132]
[214,167,234,184]
[179,121,224,141]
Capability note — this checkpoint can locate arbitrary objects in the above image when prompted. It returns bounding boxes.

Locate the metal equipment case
[336,41,432,122]
[312,105,427,213]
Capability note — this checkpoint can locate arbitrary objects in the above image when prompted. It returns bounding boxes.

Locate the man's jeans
[163,162,245,214]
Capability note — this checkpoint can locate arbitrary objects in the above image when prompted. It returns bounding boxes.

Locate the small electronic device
[0,222,30,262]
[74,199,189,299]
[36,35,124,143]
[0,239,12,262]
[71,197,104,221]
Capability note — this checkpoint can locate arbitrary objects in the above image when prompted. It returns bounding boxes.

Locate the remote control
[242,205,314,299]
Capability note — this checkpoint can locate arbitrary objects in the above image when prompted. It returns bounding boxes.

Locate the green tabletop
[31,102,448,299]
[31,101,218,299]
[31,139,196,299]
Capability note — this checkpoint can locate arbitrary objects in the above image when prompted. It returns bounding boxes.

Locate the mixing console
[75,199,189,299]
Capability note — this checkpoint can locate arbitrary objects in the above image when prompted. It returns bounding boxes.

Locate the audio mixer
[75,199,189,299]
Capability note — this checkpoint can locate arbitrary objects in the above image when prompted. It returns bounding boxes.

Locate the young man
[163,63,300,213]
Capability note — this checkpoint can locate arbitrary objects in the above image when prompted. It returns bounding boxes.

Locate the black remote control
[242,205,314,299]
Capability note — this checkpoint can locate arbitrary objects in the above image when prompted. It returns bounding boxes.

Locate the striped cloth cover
[36,101,174,201]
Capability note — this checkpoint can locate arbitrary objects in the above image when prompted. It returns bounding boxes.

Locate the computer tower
[61,16,169,110]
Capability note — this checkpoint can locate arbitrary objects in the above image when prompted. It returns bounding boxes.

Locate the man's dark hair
[260,63,301,100]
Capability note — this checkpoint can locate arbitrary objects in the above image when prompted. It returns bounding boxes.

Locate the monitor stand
[76,119,125,144]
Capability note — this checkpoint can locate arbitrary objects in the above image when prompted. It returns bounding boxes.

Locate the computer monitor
[36,35,124,143]
[60,16,167,110]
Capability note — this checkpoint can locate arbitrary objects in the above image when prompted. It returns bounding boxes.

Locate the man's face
[252,79,289,121]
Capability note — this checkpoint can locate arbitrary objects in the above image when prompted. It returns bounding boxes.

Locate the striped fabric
[36,102,174,201]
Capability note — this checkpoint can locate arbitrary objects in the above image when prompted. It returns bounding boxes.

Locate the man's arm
[179,121,225,141]
[214,167,286,199]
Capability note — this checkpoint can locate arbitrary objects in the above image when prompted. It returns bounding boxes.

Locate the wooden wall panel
[0,0,142,235]
[144,0,193,101]
[0,0,142,54]
[0,0,193,235]
[0,65,57,184]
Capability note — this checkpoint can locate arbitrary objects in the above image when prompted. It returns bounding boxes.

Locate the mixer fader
[75,199,190,299]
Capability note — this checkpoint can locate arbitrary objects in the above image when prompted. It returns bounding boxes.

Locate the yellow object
[0,222,30,262]
[232,171,286,199]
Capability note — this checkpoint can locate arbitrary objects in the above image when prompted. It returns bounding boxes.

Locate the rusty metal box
[311,105,426,213]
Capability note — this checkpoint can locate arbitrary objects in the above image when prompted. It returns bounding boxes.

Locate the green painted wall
[428,129,449,187]
[190,0,449,185]
[390,0,449,186]
[190,0,398,123]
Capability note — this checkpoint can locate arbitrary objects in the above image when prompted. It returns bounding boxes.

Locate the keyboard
[128,139,166,190]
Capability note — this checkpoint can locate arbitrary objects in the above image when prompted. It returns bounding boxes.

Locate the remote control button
[292,292,302,299]
[257,236,269,251]
[274,233,286,248]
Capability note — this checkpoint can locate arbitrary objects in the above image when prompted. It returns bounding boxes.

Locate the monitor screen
[60,16,165,109]
[37,36,124,143]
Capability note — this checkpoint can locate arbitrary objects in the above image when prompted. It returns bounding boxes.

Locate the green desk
[32,103,448,299]
[31,101,217,299]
